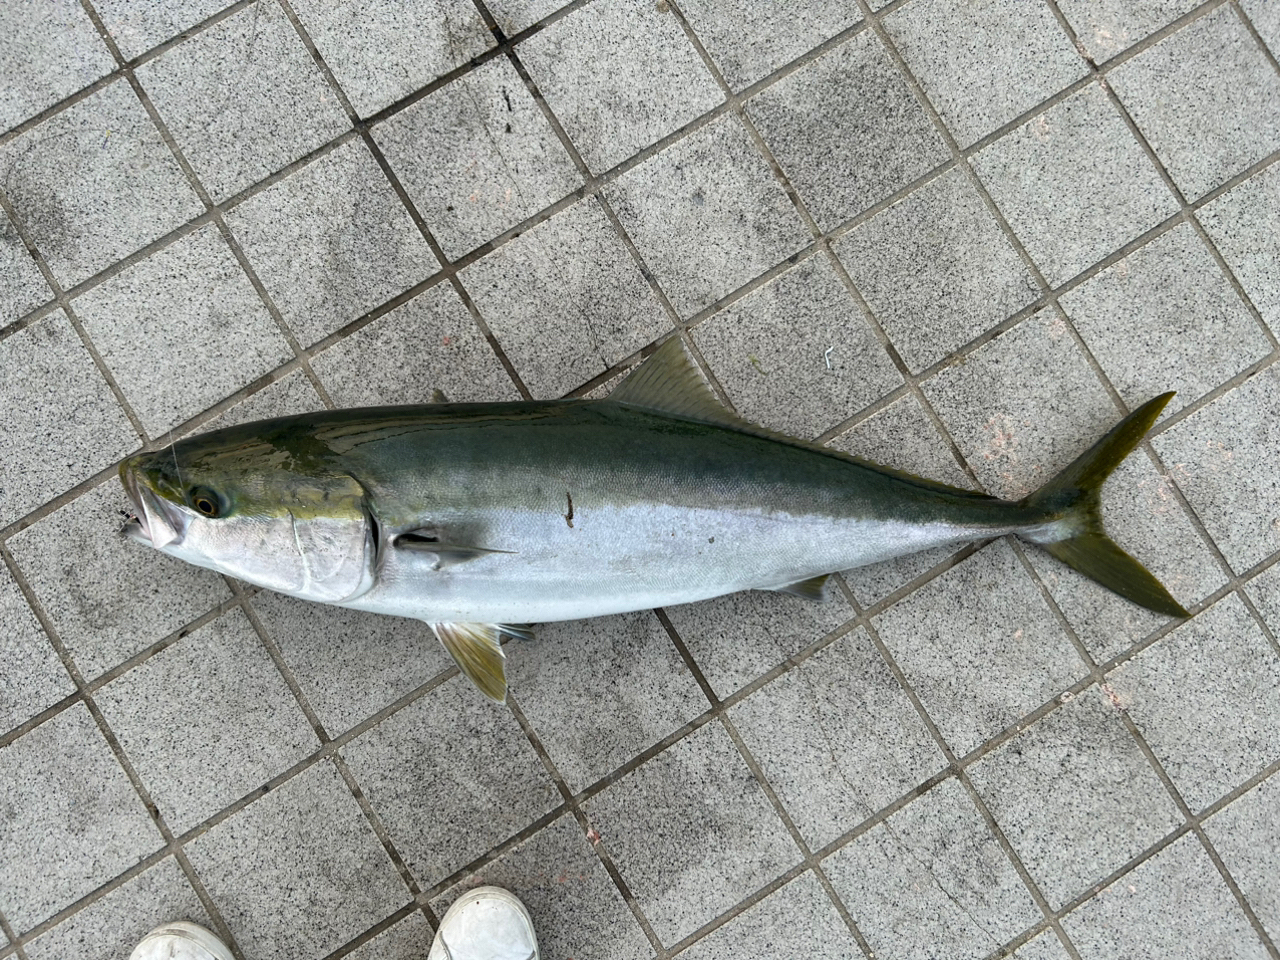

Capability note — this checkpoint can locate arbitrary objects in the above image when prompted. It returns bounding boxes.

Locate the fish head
[118,420,376,604]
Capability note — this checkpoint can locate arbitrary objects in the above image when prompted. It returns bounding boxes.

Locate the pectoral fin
[395,529,514,568]
[768,573,832,601]
[431,622,509,702]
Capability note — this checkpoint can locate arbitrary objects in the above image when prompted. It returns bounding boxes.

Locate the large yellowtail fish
[120,338,1187,702]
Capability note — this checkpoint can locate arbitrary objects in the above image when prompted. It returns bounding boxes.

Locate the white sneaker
[428,886,539,960]
[129,921,234,960]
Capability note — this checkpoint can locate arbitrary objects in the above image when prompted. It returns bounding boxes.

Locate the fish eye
[189,488,222,518]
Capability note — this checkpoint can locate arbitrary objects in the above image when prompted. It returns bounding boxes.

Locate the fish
[120,336,1188,702]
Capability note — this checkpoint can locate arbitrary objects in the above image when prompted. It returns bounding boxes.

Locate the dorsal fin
[609,336,999,503]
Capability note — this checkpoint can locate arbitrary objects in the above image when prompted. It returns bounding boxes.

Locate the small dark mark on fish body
[564,491,574,528]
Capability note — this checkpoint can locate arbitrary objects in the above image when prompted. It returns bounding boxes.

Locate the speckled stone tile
[835,166,1038,373]
[605,113,809,317]
[95,608,318,833]
[7,478,231,679]
[0,704,161,933]
[679,0,861,90]
[583,721,800,946]
[290,0,492,118]
[0,78,202,288]
[0,208,51,326]
[341,675,561,889]
[730,627,945,850]
[1106,592,1280,812]
[1151,366,1280,573]
[0,561,72,736]
[972,83,1178,287]
[968,687,1182,910]
[225,138,438,348]
[1203,771,1280,944]
[94,0,237,60]
[460,196,670,398]
[184,760,407,960]
[519,0,722,173]
[1061,833,1269,960]
[1108,5,1280,201]
[430,814,653,960]
[676,872,862,960]
[0,309,138,528]
[1244,0,1280,59]
[508,611,707,792]
[0,0,115,134]
[1198,160,1280,335]
[823,777,1040,960]
[692,255,900,439]
[1010,930,1074,960]
[73,223,292,436]
[339,911,432,960]
[136,0,349,201]
[747,29,949,230]
[1246,562,1280,636]
[195,368,324,432]
[1057,0,1202,62]
[872,539,1086,757]
[373,55,580,260]
[884,0,1088,147]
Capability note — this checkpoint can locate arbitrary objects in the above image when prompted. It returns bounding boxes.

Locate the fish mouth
[119,462,183,549]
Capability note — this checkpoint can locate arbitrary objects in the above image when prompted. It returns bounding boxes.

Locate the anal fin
[429,622,534,702]
[768,573,832,601]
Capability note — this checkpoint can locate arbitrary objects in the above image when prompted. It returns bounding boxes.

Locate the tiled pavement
[2,0,1280,958]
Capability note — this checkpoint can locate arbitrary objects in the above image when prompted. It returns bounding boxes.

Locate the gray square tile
[196,367,325,432]
[96,608,318,833]
[1108,6,1280,201]
[1246,562,1280,635]
[1203,771,1280,943]
[225,138,438,348]
[1061,833,1269,960]
[826,394,978,607]
[0,561,72,736]
[676,872,862,960]
[0,704,161,932]
[460,196,670,398]
[972,83,1179,287]
[250,589,453,737]
[968,687,1181,910]
[872,539,1086,756]
[0,309,138,528]
[486,0,570,36]
[0,78,203,288]
[605,113,810,317]
[0,0,115,134]
[7,479,231,680]
[1056,0,1203,62]
[1062,224,1270,415]
[823,777,1040,960]
[730,627,945,850]
[885,0,1088,147]
[24,857,210,960]
[678,0,862,90]
[520,0,722,172]
[431,814,652,960]
[746,30,950,231]
[185,760,407,960]
[923,309,1115,500]
[341,675,561,888]
[94,0,239,60]
[509,611,706,792]
[664,587,854,700]
[1199,160,1280,335]
[290,0,492,118]
[312,282,519,405]
[0,209,51,326]
[373,55,580,260]
[340,911,432,960]
[1151,366,1280,573]
[583,721,800,945]
[74,223,293,435]
[1010,931,1073,960]
[1106,592,1280,812]
[1244,0,1280,59]
[692,255,901,439]
[834,166,1039,373]
[136,0,350,201]
[1025,452,1223,665]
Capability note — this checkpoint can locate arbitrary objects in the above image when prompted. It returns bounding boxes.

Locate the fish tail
[1019,393,1188,617]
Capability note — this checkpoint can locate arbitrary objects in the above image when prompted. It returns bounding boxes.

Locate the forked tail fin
[1020,393,1189,618]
